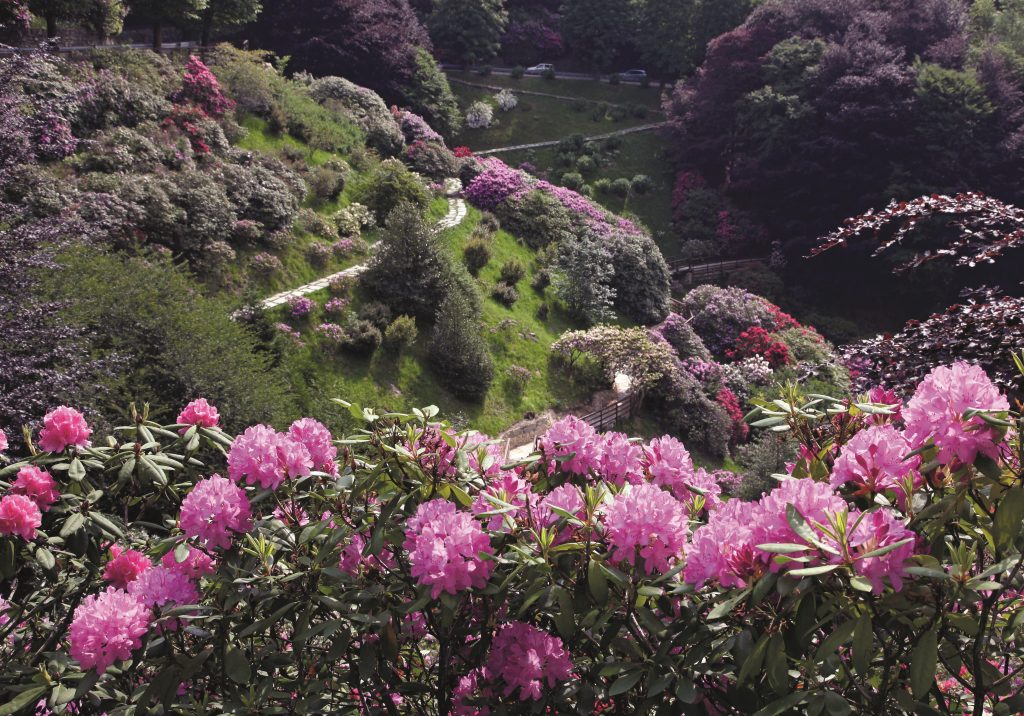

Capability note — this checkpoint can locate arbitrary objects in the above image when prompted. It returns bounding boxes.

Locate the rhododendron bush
[3,362,1024,714]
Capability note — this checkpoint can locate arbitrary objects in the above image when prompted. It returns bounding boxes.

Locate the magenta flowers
[68,588,151,673]
[404,499,494,598]
[176,398,220,429]
[37,405,91,453]
[179,475,252,549]
[0,494,41,541]
[604,482,688,574]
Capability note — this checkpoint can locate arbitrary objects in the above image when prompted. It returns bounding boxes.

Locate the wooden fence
[577,391,644,434]
[668,257,768,286]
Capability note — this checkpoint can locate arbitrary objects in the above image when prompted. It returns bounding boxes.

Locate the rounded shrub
[463,236,492,275]
[498,259,526,286]
[383,315,418,353]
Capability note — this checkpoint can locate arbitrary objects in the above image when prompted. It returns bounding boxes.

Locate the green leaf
[708,589,749,620]
[752,691,807,716]
[68,457,85,481]
[33,546,55,570]
[788,564,839,577]
[852,612,872,674]
[608,670,643,696]
[909,627,938,699]
[88,513,124,539]
[0,686,48,716]
[994,487,1024,553]
[59,513,86,538]
[738,634,770,684]
[588,559,609,606]
[856,537,915,560]
[766,634,788,695]
[552,587,575,640]
[757,543,812,553]
[174,542,190,563]
[815,619,857,661]
[225,647,251,685]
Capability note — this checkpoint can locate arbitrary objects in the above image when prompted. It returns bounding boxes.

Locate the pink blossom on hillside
[179,474,251,549]
[128,565,199,624]
[752,478,847,556]
[37,406,91,453]
[842,509,916,593]
[103,548,152,589]
[903,362,1010,464]
[685,498,766,589]
[463,433,505,479]
[176,398,220,430]
[643,435,695,499]
[404,499,494,598]
[11,466,59,511]
[173,56,235,117]
[407,425,461,480]
[228,425,312,490]
[288,418,338,475]
[604,483,688,574]
[538,416,599,477]
[0,494,40,540]
[597,432,643,486]
[68,588,151,673]
[485,622,573,701]
[831,425,920,507]
[338,532,397,577]
[472,473,535,532]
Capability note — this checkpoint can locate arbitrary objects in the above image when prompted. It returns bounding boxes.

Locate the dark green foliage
[383,314,418,352]
[358,301,394,331]
[307,164,348,203]
[735,431,799,500]
[511,65,525,79]
[429,288,495,400]
[531,268,551,292]
[632,0,754,78]
[607,232,670,325]
[50,250,295,431]
[498,189,574,249]
[360,201,456,319]
[498,259,526,285]
[352,158,430,225]
[654,368,732,459]
[402,48,464,137]
[428,0,508,64]
[491,281,519,306]
[342,319,383,354]
[610,177,631,198]
[404,140,460,180]
[463,235,492,274]
[560,0,633,70]
[559,171,584,190]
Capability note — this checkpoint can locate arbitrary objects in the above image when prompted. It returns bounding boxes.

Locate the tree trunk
[153,21,162,52]
[201,12,213,51]
[45,12,57,39]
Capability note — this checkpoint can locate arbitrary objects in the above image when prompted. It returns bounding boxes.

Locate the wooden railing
[668,256,768,286]
[578,391,643,433]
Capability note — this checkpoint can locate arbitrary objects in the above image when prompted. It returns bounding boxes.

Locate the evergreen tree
[428,0,508,64]
[360,201,456,320]
[79,0,127,43]
[554,230,616,324]
[559,0,632,70]
[632,0,754,79]
[27,0,77,38]
[428,287,494,400]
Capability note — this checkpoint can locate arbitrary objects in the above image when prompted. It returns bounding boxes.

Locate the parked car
[525,63,554,76]
[620,69,648,82]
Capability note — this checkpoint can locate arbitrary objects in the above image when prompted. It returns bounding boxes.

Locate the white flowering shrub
[494,89,518,112]
[465,100,495,130]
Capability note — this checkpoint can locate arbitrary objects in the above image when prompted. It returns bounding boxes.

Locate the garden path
[257,179,465,310]
[474,122,669,156]
[447,77,665,113]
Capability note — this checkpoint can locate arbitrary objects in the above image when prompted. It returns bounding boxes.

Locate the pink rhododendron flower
[272,503,309,526]
[161,546,216,579]
[338,532,397,577]
[0,429,7,453]
[472,473,536,532]
[288,418,338,475]
[867,386,902,423]
[678,467,723,514]
[597,432,643,486]
[904,362,1010,465]
[404,499,494,598]
[68,588,151,673]
[37,406,91,453]
[176,398,220,429]
[0,494,41,540]
[453,669,491,715]
[128,565,200,626]
[751,478,847,558]
[485,622,573,701]
[464,433,505,479]
[0,596,8,629]
[831,425,921,507]
[685,498,766,588]
[227,425,311,490]
[603,482,688,574]
[538,416,599,477]
[11,466,59,511]
[643,435,696,500]
[841,509,916,593]
[407,425,461,479]
[103,549,152,589]
[179,474,251,549]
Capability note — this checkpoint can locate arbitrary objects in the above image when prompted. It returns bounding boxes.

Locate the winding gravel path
[258,179,465,310]
[474,122,669,156]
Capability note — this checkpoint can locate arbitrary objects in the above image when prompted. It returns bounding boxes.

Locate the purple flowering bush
[2,364,1024,713]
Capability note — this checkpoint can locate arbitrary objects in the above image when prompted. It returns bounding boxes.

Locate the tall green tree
[198,0,261,48]
[633,0,754,79]
[428,0,508,64]
[79,0,127,43]
[129,0,207,51]
[554,229,616,324]
[560,0,633,70]
[27,0,76,38]
[428,287,494,400]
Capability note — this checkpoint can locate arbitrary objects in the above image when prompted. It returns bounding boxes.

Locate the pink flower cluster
[176,397,220,429]
[179,474,252,549]
[404,499,494,598]
[472,473,535,532]
[68,588,151,673]
[173,56,235,117]
[0,429,6,453]
[538,416,599,477]
[407,426,462,479]
[37,406,91,453]
[11,466,59,511]
[103,547,151,589]
[227,424,313,490]
[604,482,688,574]
[485,622,573,701]
[128,565,200,628]
[830,425,920,506]
[0,494,40,541]
[288,295,315,318]
[903,361,1010,464]
[288,418,338,475]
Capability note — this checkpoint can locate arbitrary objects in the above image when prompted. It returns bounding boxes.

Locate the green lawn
[503,131,679,258]
[450,84,656,150]
[447,71,666,110]
[275,206,595,435]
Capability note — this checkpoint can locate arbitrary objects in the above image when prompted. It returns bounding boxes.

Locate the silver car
[525,63,554,75]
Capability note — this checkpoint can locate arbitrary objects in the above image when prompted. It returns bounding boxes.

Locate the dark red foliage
[716,386,749,443]
[726,326,790,368]
[811,191,1024,273]
[844,287,1024,398]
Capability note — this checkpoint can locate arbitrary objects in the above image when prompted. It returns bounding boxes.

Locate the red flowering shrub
[716,386,749,443]
[173,56,235,118]
[727,325,790,367]
[453,145,474,158]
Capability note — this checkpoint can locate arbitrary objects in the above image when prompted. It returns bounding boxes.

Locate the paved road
[0,41,200,55]
[257,179,466,310]
[448,77,665,113]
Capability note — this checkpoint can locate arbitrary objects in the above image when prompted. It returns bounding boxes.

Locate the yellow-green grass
[504,131,679,258]
[450,84,655,150]
[446,71,665,109]
[275,206,595,435]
